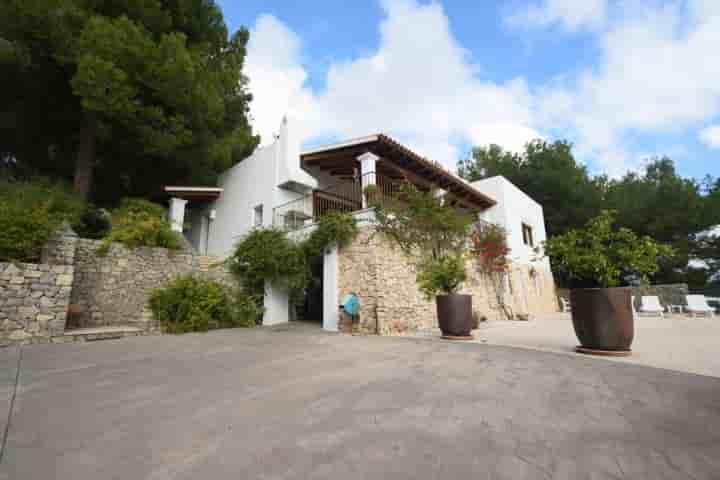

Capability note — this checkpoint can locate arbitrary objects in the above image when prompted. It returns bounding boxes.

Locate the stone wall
[69,239,234,330]
[41,222,78,266]
[0,262,73,343]
[338,227,559,335]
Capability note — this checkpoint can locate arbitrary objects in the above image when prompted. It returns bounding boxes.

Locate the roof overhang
[163,186,223,201]
[301,134,496,210]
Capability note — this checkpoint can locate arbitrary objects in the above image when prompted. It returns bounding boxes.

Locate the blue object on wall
[340,293,360,317]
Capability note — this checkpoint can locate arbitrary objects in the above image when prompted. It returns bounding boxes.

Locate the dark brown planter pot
[436,294,473,337]
[570,287,634,351]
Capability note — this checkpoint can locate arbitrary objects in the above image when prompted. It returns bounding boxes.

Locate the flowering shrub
[471,222,510,274]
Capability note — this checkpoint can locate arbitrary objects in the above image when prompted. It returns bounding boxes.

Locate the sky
[217,0,720,180]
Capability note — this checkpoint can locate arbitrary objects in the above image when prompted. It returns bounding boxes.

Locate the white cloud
[469,123,542,153]
[246,0,720,176]
[700,124,720,148]
[533,1,720,174]
[245,15,316,145]
[244,0,541,168]
[506,0,608,32]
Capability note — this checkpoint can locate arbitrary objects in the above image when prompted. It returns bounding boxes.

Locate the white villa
[165,118,558,333]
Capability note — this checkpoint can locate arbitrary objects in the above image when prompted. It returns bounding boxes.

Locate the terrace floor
[1,323,719,479]
[459,312,720,378]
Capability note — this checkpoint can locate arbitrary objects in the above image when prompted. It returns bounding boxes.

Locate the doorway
[301,255,324,323]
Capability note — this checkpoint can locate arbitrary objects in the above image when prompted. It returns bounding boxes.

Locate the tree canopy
[458,141,720,288]
[0,0,259,203]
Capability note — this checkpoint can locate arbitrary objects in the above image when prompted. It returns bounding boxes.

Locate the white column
[323,246,339,332]
[358,152,379,208]
[263,281,290,325]
[168,197,188,233]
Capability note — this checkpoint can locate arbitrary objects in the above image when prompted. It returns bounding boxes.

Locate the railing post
[358,152,379,209]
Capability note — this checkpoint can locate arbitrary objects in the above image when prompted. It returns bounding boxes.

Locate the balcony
[273,172,400,230]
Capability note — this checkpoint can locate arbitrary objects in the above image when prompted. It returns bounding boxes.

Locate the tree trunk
[74,113,97,200]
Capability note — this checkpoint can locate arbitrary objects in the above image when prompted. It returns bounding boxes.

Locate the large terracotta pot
[436,294,473,337]
[570,287,634,351]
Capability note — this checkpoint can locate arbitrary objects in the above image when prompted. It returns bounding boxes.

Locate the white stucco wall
[198,117,314,258]
[472,176,550,269]
[182,117,317,326]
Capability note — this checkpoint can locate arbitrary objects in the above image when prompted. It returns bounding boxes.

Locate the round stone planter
[436,294,473,339]
[570,287,634,354]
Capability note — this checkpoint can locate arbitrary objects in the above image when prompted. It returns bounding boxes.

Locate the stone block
[56,274,73,286]
[9,329,31,341]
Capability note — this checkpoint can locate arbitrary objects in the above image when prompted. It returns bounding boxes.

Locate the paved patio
[1,323,719,479]
[470,313,720,377]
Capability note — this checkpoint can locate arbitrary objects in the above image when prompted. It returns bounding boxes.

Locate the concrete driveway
[473,313,720,377]
[1,324,719,479]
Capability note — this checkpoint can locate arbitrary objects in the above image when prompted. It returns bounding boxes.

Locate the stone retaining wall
[1,224,235,344]
[338,227,559,335]
[69,239,233,330]
[0,262,74,343]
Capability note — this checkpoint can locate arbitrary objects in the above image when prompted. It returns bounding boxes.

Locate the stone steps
[196,256,223,272]
[61,326,145,342]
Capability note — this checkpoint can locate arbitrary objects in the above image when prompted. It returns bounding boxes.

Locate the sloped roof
[301,134,495,210]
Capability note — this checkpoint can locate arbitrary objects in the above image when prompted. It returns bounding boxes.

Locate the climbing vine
[229,212,359,310]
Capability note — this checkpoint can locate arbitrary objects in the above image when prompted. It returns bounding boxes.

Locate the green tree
[604,158,717,285]
[0,0,258,201]
[458,140,604,236]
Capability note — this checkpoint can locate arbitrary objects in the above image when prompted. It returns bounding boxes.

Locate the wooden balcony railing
[273,172,399,230]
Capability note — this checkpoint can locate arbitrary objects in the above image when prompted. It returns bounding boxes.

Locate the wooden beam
[381,159,478,210]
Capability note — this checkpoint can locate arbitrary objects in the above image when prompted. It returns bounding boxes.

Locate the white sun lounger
[684,295,716,317]
[559,297,571,312]
[639,296,665,318]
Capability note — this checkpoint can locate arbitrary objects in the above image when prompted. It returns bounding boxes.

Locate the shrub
[230,227,309,296]
[416,254,468,300]
[303,212,359,257]
[544,210,674,288]
[229,289,265,327]
[0,178,84,262]
[100,198,181,253]
[149,275,259,333]
[73,206,111,239]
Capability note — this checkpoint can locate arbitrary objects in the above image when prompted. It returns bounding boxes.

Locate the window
[522,223,534,247]
[253,204,264,227]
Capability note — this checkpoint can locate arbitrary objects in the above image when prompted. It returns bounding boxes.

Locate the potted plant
[544,210,673,354]
[374,182,476,338]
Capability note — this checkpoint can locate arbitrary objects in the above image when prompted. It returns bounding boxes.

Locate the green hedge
[149,275,261,333]
[100,198,181,253]
[0,178,84,262]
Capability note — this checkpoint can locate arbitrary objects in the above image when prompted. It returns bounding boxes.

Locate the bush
[0,178,84,262]
[303,212,359,257]
[73,206,111,239]
[230,227,308,296]
[100,198,181,253]
[545,210,674,288]
[149,275,260,333]
[416,254,468,300]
